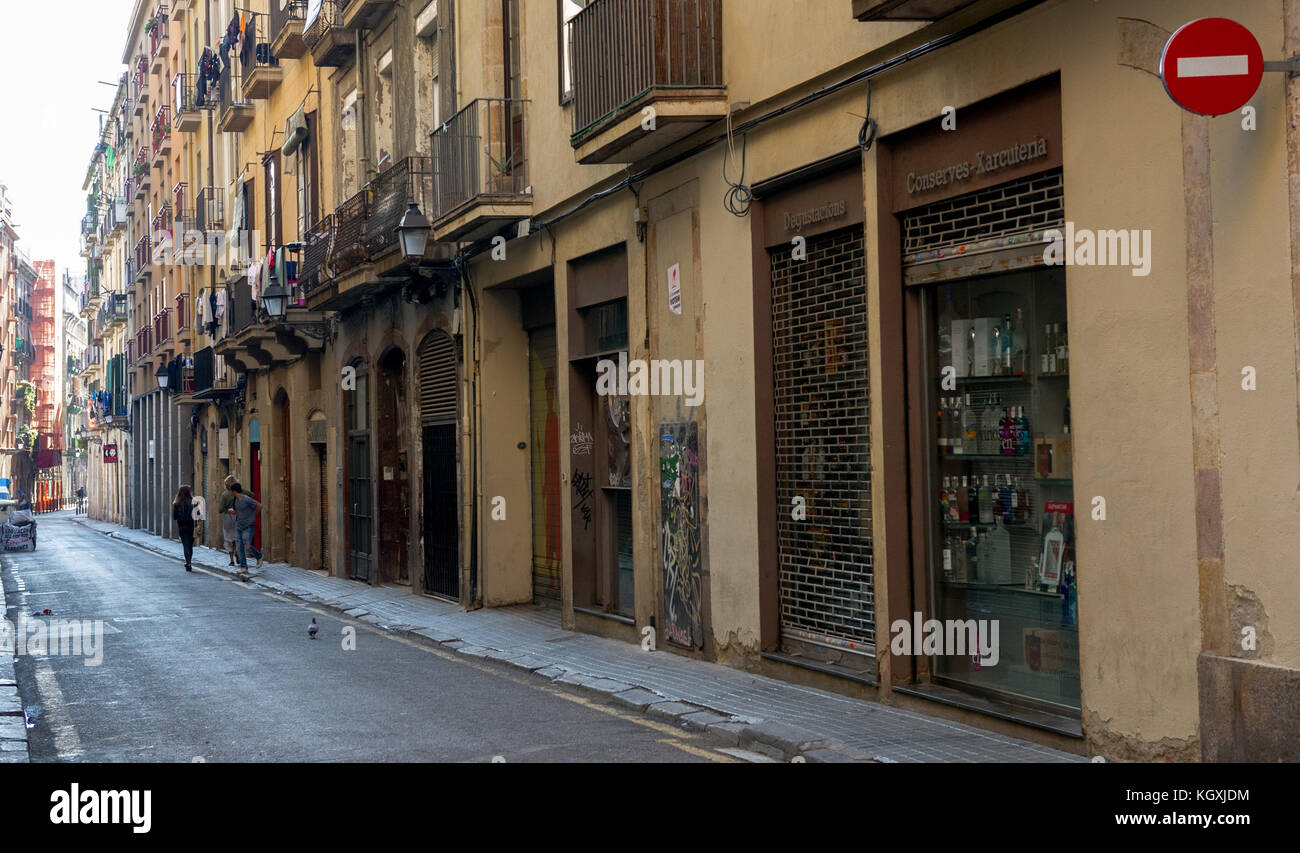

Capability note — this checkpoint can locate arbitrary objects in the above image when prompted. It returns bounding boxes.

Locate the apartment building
[0,184,36,499]
[79,0,1300,761]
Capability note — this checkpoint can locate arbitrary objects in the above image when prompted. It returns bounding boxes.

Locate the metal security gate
[347,434,372,581]
[419,331,459,599]
[528,325,562,605]
[770,226,875,662]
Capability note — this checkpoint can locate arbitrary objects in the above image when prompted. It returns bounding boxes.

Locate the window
[558,0,586,104]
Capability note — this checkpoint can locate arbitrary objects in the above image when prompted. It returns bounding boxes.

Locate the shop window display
[926,266,1079,712]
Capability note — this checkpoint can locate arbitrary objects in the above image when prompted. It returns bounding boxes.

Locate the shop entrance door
[770,226,875,673]
[348,434,372,582]
[377,348,410,584]
[418,331,459,599]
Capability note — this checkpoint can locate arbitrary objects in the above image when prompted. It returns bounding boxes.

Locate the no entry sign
[1160,18,1263,116]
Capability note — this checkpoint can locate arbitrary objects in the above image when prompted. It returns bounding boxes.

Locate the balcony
[569,0,725,164]
[174,291,189,334]
[430,99,531,241]
[172,0,192,21]
[153,307,174,357]
[217,66,254,133]
[195,187,225,234]
[149,6,170,73]
[173,73,206,133]
[191,346,239,399]
[133,57,149,116]
[303,0,356,67]
[134,234,153,281]
[342,0,395,29]
[271,0,309,60]
[107,197,128,235]
[106,293,130,328]
[152,104,172,162]
[241,13,284,101]
[134,146,152,196]
[851,0,975,19]
[133,325,154,365]
[151,204,173,263]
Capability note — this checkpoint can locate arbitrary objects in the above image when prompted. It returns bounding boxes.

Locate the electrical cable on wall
[858,81,878,151]
[722,107,751,217]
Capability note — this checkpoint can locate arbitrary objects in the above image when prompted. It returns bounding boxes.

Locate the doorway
[377,347,410,584]
[276,390,292,562]
[417,330,459,599]
[345,359,372,582]
[249,417,262,553]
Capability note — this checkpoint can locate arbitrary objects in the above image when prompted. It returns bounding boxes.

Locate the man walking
[217,475,238,565]
[231,483,263,577]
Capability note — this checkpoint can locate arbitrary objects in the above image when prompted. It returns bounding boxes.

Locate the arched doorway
[345,358,372,582]
[418,330,458,599]
[274,389,292,563]
[376,346,410,584]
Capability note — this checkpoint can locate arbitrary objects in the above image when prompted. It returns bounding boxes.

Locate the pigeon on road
[308,618,318,640]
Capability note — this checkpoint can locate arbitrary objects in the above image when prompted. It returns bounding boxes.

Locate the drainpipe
[1286,1,1300,486]
[355,29,369,185]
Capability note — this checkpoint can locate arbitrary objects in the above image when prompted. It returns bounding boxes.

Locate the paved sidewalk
[73,514,1083,763]
[0,550,31,763]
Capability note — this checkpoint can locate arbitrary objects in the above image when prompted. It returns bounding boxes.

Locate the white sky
[0,0,137,282]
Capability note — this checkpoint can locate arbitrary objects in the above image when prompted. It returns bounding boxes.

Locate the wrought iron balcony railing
[430,98,529,220]
[569,0,723,138]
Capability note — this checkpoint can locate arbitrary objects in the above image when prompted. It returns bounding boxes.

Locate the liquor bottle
[1042,323,1054,374]
[1047,324,1058,373]
[1016,405,1030,455]
[1063,391,1071,437]
[1001,475,1014,524]
[978,474,994,524]
[958,475,970,522]
[966,528,979,582]
[1000,407,1015,456]
[938,284,957,375]
[939,476,950,521]
[967,324,977,377]
[950,396,963,454]
[1000,313,1014,374]
[990,474,1002,518]
[1012,308,1026,375]
[937,398,948,454]
[943,531,956,581]
[989,320,1004,376]
[962,393,977,454]
[949,480,961,523]
[981,394,1001,454]
[966,475,978,524]
[1055,322,1067,373]
[1017,476,1031,524]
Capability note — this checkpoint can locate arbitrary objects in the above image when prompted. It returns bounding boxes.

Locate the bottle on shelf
[958,475,970,523]
[967,324,977,377]
[1000,313,1014,375]
[949,397,963,454]
[1014,476,1029,523]
[943,531,956,581]
[1001,475,1014,524]
[949,481,961,523]
[1012,308,1026,375]
[981,394,1000,454]
[939,476,950,521]
[1063,391,1071,437]
[962,393,977,455]
[989,320,1004,376]
[1000,406,1015,456]
[1055,321,1067,374]
[966,527,979,582]
[1016,405,1030,456]
[1043,323,1055,374]
[978,474,994,524]
[965,476,977,524]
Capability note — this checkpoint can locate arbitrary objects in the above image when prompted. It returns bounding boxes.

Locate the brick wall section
[904,168,1064,255]
[770,226,874,649]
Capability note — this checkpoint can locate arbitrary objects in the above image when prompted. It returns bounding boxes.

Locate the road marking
[657,738,740,762]
[1176,54,1248,78]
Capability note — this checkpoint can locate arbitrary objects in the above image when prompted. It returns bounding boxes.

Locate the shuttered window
[418,330,457,424]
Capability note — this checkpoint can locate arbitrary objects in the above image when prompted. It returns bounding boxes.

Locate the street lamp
[261,278,289,320]
[155,363,170,390]
[396,202,431,262]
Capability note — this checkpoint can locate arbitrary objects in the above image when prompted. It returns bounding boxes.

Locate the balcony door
[377,347,410,584]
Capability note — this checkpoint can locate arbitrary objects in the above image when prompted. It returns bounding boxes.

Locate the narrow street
[1,514,722,763]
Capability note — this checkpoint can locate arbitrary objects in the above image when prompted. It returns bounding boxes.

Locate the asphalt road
[1,515,724,763]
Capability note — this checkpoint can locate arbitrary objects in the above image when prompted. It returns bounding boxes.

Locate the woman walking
[172,485,197,572]
[217,475,238,565]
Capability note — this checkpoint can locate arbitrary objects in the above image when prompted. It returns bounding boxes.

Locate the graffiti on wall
[660,421,702,648]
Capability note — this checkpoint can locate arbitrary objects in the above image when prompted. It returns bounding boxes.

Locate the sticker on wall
[667,263,682,315]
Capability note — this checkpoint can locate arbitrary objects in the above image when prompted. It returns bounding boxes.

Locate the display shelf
[945,374,1029,384]
[943,579,1063,598]
[939,453,1034,461]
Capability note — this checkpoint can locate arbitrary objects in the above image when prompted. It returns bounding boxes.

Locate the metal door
[348,434,372,582]
[422,424,458,598]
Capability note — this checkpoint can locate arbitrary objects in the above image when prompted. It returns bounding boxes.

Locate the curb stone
[70,517,881,762]
[0,562,31,763]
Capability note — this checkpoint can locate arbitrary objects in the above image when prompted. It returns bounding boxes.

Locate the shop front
[878,75,1082,734]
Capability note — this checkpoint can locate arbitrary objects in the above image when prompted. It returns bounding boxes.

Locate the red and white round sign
[1160,18,1263,116]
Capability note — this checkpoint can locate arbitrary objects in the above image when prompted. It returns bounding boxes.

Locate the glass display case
[925,266,1079,712]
